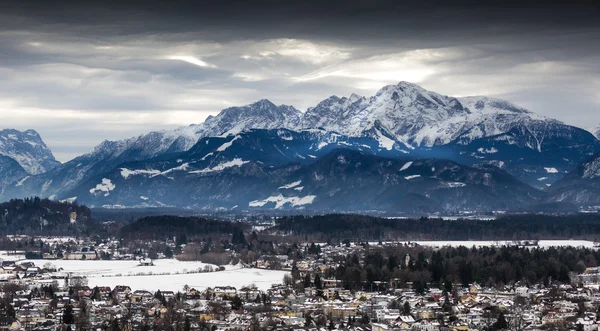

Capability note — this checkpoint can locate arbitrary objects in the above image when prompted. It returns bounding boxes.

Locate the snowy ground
[17,258,288,292]
[0,250,25,261]
[23,259,215,277]
[86,267,289,292]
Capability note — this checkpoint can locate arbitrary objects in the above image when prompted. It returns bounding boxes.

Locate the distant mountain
[0,125,204,200]
[302,83,535,146]
[194,99,303,137]
[61,135,542,213]
[0,100,304,201]
[548,153,600,206]
[589,125,600,140]
[57,128,406,208]
[441,118,600,188]
[298,83,600,187]
[0,129,60,174]
[2,81,599,212]
[0,155,28,192]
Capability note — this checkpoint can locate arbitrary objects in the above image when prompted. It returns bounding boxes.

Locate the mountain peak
[251,98,276,108]
[23,129,41,137]
[347,93,363,103]
[376,81,426,95]
[396,80,427,90]
[0,129,60,175]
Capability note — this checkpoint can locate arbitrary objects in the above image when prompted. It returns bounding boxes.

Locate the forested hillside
[118,215,248,240]
[0,197,91,235]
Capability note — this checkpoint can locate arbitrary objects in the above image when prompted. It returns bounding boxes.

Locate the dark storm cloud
[0,0,599,161]
[2,0,598,37]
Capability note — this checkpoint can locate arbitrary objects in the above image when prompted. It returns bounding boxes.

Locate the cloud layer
[0,0,599,161]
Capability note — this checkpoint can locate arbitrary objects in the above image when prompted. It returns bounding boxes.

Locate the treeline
[273,213,600,241]
[322,245,593,292]
[119,215,248,240]
[0,197,91,235]
[91,207,209,222]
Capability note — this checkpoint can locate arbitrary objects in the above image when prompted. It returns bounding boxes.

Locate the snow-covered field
[86,267,289,292]
[17,258,288,292]
[0,250,25,261]
[24,259,215,277]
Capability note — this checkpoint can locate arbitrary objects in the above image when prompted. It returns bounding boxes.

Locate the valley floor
[14,257,289,292]
[86,266,289,292]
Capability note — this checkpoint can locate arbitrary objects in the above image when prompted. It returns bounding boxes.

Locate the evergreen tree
[361,314,370,325]
[232,230,246,245]
[184,316,191,331]
[164,246,174,258]
[403,302,411,315]
[110,318,121,331]
[304,273,312,287]
[305,314,312,327]
[63,303,74,324]
[493,312,508,330]
[314,273,323,290]
[231,295,243,310]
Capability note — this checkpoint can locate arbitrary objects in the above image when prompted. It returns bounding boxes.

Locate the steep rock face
[0,129,60,175]
[0,155,28,193]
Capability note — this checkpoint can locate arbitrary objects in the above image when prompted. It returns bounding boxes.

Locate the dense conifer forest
[118,215,248,240]
[322,245,586,292]
[5,197,600,243]
[273,214,600,241]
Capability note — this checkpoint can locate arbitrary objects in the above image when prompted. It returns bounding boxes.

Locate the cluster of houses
[0,255,600,331]
[1,236,600,331]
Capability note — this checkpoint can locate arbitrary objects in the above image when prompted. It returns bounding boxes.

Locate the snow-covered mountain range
[1,81,599,213]
[301,82,542,147]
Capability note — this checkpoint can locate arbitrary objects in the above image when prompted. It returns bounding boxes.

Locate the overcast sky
[0,0,599,162]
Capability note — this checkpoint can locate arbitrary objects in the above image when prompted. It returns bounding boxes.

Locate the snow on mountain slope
[2,81,597,206]
[0,100,302,201]
[301,82,551,148]
[0,155,28,191]
[0,126,205,200]
[0,129,60,175]
[194,99,303,137]
[66,148,542,213]
[582,155,600,179]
